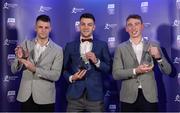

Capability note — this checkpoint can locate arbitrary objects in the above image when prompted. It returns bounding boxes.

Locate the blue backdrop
[1,0,180,112]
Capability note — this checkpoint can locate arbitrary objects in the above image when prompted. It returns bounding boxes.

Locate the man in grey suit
[113,14,172,112]
[11,15,63,112]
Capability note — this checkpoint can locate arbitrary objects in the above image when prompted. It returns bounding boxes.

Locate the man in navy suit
[63,13,112,112]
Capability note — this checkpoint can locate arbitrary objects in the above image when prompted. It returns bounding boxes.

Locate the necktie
[81,38,93,42]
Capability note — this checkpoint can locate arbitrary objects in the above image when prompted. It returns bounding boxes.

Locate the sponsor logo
[109,104,117,112]
[175,94,180,103]
[7,54,16,66]
[104,23,117,30]
[3,39,18,46]
[178,73,180,86]
[176,0,180,9]
[144,22,151,28]
[177,35,180,48]
[75,21,80,32]
[3,75,18,82]
[173,19,180,27]
[39,5,52,13]
[72,7,84,14]
[173,57,180,64]
[7,18,16,28]
[108,37,116,48]
[7,90,16,103]
[3,2,18,9]
[105,90,111,97]
[107,4,115,15]
[141,2,148,13]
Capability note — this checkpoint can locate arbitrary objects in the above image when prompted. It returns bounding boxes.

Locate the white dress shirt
[130,38,143,88]
[34,39,49,77]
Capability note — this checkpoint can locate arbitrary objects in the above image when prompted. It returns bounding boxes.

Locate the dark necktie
[81,38,93,42]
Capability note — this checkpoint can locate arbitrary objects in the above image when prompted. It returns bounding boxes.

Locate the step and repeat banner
[0,0,180,112]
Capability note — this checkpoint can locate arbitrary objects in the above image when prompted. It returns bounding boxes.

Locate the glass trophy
[17,42,29,59]
[143,51,154,68]
[78,57,91,71]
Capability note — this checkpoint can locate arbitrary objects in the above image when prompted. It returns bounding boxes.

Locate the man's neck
[131,37,142,45]
[36,38,49,46]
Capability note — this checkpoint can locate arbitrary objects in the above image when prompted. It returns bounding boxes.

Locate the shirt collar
[35,37,49,47]
[129,37,144,45]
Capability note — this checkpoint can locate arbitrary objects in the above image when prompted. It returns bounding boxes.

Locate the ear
[93,25,96,31]
[141,23,144,30]
[35,24,37,32]
[125,26,128,32]
[49,26,52,32]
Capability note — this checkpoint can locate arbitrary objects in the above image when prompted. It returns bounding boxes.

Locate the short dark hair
[36,14,51,23]
[126,14,143,24]
[80,13,95,22]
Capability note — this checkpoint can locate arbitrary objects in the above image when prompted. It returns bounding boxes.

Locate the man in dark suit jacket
[63,13,112,112]
[112,14,172,112]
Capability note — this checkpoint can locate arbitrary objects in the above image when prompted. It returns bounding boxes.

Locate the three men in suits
[11,15,63,112]
[63,13,112,112]
[112,14,172,112]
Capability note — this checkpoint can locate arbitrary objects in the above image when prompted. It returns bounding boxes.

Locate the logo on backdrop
[3,38,18,46]
[7,18,16,28]
[173,57,180,64]
[3,2,18,9]
[144,22,151,28]
[105,90,111,97]
[178,73,180,86]
[175,94,180,103]
[72,7,84,14]
[177,35,180,48]
[107,4,115,15]
[7,54,16,66]
[141,2,149,13]
[3,75,18,82]
[108,104,117,112]
[7,90,16,103]
[176,0,180,9]
[39,5,52,13]
[108,37,116,48]
[173,19,180,27]
[75,21,80,32]
[104,23,117,30]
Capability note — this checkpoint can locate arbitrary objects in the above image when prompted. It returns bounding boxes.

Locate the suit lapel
[91,39,97,53]
[27,40,36,64]
[38,46,51,63]
[76,40,81,57]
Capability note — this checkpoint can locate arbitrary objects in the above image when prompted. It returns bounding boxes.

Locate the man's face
[35,20,51,39]
[126,18,144,39]
[79,18,95,38]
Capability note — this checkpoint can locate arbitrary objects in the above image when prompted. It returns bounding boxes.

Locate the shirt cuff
[69,75,74,83]
[157,59,163,63]
[37,74,42,77]
[95,59,100,68]
[133,68,136,75]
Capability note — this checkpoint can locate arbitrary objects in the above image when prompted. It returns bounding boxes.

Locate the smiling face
[79,18,95,38]
[126,18,144,39]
